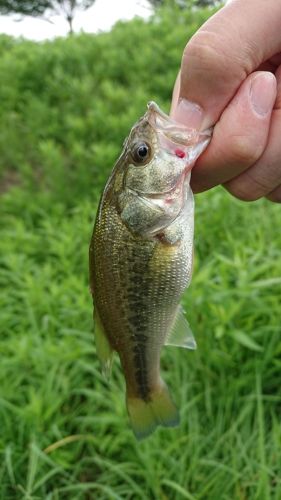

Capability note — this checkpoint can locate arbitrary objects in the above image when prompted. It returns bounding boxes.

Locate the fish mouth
[130,101,212,200]
[144,101,212,192]
[145,101,212,148]
[124,101,212,206]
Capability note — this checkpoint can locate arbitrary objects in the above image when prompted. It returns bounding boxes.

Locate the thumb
[172,0,281,129]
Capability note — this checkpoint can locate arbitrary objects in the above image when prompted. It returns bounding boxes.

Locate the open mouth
[146,101,212,146]
[145,101,212,171]
[125,102,212,206]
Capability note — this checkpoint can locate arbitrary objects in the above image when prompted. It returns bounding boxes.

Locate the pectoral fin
[165,305,197,350]
[94,307,113,378]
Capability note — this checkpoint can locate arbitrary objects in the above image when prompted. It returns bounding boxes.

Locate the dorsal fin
[94,307,113,378]
[165,305,197,350]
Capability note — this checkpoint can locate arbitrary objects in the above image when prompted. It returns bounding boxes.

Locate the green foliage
[0,0,48,16]
[0,11,205,204]
[0,8,281,499]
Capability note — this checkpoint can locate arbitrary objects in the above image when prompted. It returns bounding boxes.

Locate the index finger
[173,0,281,128]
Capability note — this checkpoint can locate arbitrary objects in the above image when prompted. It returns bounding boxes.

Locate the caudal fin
[127,382,179,440]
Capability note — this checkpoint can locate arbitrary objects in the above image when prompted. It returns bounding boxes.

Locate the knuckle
[182,33,228,77]
[228,135,264,166]
[266,187,281,204]
[182,31,248,81]
[225,170,271,202]
[183,34,219,66]
[225,181,261,202]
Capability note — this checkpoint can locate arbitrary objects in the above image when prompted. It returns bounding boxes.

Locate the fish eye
[131,142,151,165]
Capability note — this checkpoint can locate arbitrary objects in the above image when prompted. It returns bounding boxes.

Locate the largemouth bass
[89,102,211,439]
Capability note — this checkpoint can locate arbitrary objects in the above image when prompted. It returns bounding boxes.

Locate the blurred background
[0,0,281,498]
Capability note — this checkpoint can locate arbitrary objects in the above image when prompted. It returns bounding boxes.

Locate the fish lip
[145,101,212,172]
[146,101,212,144]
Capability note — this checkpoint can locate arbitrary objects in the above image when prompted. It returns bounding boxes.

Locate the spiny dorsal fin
[165,305,197,350]
[94,307,113,378]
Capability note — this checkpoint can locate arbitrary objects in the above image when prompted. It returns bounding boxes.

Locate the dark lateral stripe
[132,342,150,401]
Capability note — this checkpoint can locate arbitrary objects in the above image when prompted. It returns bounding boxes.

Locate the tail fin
[126,382,179,440]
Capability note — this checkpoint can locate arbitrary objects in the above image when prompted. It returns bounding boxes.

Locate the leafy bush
[0,9,210,204]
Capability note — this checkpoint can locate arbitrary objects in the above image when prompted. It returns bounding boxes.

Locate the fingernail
[172,98,204,129]
[250,73,276,116]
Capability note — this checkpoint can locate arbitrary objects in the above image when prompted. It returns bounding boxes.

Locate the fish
[89,102,211,439]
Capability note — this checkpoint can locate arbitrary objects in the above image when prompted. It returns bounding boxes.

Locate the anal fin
[165,305,197,350]
[94,307,113,378]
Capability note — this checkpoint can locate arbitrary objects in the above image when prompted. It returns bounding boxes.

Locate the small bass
[89,102,211,439]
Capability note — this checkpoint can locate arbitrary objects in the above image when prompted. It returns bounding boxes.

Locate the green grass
[1,185,280,499]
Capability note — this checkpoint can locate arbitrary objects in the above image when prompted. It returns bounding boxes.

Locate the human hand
[171,0,281,203]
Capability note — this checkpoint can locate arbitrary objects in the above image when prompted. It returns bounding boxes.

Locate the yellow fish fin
[165,305,197,350]
[127,382,179,440]
[94,307,113,379]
